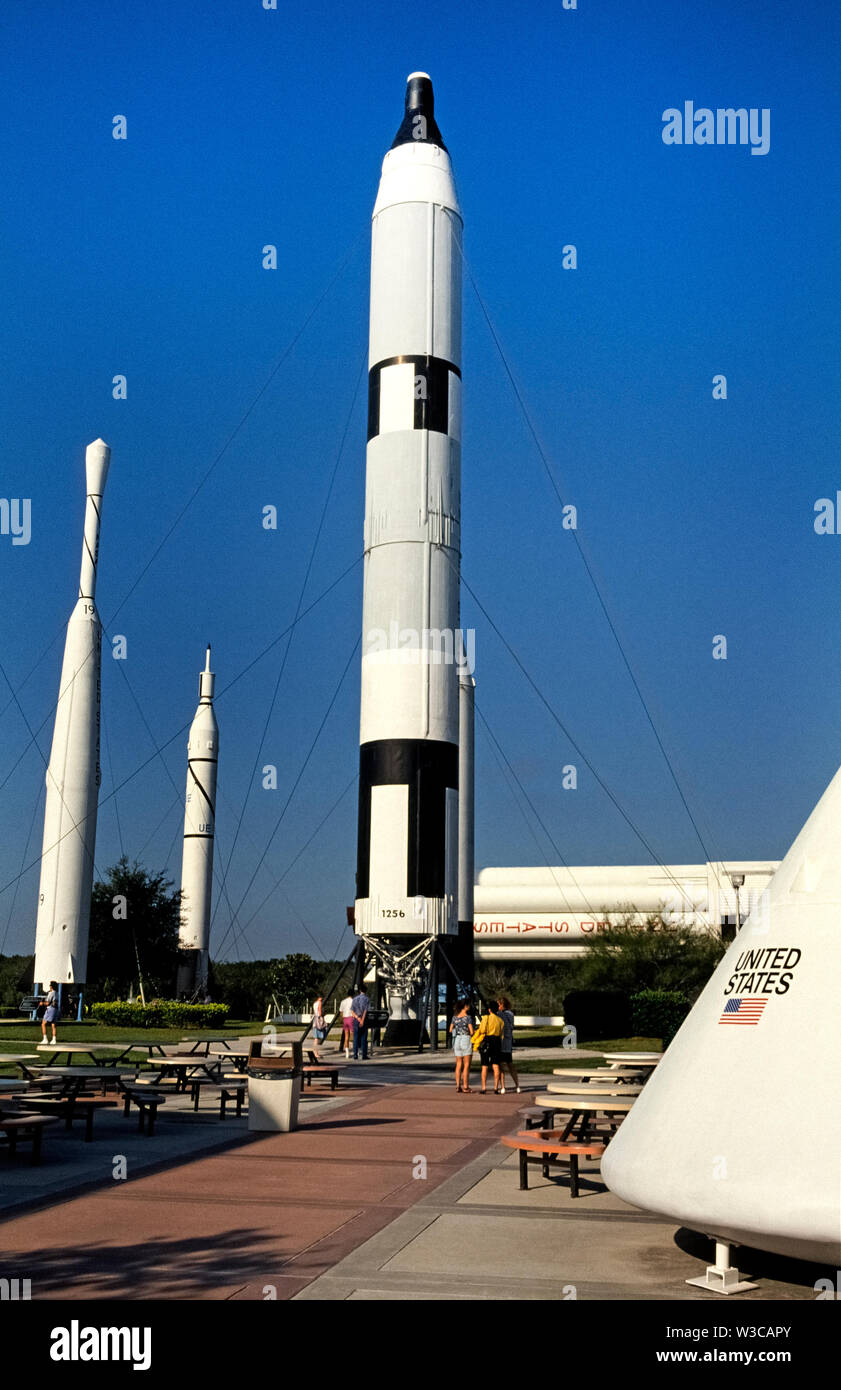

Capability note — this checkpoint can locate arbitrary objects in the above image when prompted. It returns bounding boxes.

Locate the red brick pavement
[0,1082,526,1300]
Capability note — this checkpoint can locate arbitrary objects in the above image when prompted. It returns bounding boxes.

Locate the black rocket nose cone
[391,70,448,152]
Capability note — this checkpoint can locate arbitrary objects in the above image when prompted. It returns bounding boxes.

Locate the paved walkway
[0,1074,830,1301]
[0,1080,526,1299]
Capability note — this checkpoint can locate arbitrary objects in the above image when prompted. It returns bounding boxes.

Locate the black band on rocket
[367,355,460,442]
[356,737,458,899]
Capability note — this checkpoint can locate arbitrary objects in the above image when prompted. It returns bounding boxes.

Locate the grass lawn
[0,1021,663,1077]
[0,1019,288,1073]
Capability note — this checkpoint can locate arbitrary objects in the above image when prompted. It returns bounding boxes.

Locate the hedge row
[563,987,690,1046]
[629,989,690,1047]
[90,1001,230,1029]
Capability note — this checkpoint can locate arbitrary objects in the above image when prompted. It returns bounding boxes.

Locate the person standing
[41,981,60,1044]
[339,991,354,1057]
[496,995,521,1094]
[312,995,326,1061]
[474,1000,504,1094]
[351,983,370,1060]
[449,999,474,1092]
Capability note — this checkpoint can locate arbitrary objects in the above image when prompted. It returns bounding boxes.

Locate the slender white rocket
[34,439,111,988]
[177,646,218,995]
[355,73,462,940]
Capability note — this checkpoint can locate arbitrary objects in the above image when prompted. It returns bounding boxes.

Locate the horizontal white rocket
[33,439,110,988]
[355,73,462,940]
[177,646,218,995]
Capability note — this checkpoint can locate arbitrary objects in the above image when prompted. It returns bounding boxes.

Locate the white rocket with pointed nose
[355,73,463,940]
[177,647,218,995]
[34,439,111,989]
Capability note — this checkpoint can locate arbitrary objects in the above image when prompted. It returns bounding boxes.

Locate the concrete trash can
[247,1074,302,1132]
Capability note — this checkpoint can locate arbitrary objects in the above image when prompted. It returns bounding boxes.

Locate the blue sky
[1,0,839,964]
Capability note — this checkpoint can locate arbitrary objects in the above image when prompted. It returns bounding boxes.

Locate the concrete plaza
[0,1060,830,1301]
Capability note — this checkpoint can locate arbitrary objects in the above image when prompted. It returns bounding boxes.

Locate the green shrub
[630,988,690,1046]
[90,1001,229,1029]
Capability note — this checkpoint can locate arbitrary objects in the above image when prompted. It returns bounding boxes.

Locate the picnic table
[602,1052,661,1066]
[111,1041,171,1063]
[546,1082,642,1097]
[209,1049,249,1072]
[0,1078,33,1093]
[148,1055,223,1088]
[33,1043,129,1067]
[20,1066,133,1097]
[180,1036,235,1055]
[534,1092,636,1143]
[552,1067,645,1085]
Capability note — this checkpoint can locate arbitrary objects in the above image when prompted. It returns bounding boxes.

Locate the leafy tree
[475,962,582,1015]
[210,960,279,1018]
[210,957,350,1018]
[269,953,328,1011]
[0,954,35,1009]
[88,857,183,1001]
[572,911,726,1002]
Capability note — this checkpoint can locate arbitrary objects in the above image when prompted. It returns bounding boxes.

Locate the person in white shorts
[449,1000,475,1093]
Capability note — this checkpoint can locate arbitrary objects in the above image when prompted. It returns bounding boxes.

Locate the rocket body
[355,74,462,939]
[34,439,110,987]
[177,648,218,995]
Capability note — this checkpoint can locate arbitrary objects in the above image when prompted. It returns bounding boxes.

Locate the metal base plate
[686,1267,758,1295]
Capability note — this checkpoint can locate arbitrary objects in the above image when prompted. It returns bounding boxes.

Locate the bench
[501,1131,606,1197]
[116,1080,167,1135]
[0,1112,59,1164]
[518,1105,556,1130]
[8,1094,116,1142]
[303,1065,340,1090]
[187,1077,247,1118]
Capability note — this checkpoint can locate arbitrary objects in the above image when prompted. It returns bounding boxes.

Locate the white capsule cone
[602,764,841,1264]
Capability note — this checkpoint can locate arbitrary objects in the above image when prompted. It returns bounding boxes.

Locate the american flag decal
[719,997,767,1025]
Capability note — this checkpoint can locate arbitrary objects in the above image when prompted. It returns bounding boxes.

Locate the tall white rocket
[177,647,218,995]
[355,73,462,940]
[34,439,111,988]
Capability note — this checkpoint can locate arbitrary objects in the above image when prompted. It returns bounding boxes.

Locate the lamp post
[730,872,746,932]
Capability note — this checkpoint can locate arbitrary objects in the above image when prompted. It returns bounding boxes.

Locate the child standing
[41,981,60,1044]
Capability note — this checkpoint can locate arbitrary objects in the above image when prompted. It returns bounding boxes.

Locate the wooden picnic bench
[303,1052,340,1090]
[185,1076,247,1118]
[519,1104,557,1130]
[116,1078,168,1134]
[0,1110,59,1164]
[501,1130,606,1197]
[7,1093,116,1142]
